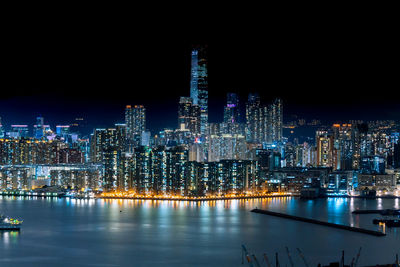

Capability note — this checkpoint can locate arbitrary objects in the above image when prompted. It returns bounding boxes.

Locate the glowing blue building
[190,45,208,135]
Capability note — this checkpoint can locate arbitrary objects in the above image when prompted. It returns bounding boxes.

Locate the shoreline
[0,192,399,201]
[98,194,295,201]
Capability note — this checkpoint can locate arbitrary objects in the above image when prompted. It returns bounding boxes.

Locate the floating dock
[251,208,386,237]
[352,208,400,215]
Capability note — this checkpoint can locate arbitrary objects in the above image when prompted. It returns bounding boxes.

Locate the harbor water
[0,196,399,266]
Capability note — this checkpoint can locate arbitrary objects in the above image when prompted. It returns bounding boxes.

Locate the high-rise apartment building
[316,130,337,168]
[246,94,283,145]
[125,105,146,149]
[270,98,283,143]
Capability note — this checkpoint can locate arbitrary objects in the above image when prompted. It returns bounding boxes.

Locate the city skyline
[2,22,399,132]
[2,15,400,266]
[1,45,399,197]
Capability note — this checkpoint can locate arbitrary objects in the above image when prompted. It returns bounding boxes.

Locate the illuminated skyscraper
[134,146,152,194]
[190,45,208,135]
[246,94,283,145]
[151,146,167,194]
[165,145,188,196]
[178,97,200,135]
[125,105,146,149]
[35,116,45,139]
[316,130,338,168]
[332,123,354,170]
[270,98,283,143]
[223,93,240,124]
[246,93,264,143]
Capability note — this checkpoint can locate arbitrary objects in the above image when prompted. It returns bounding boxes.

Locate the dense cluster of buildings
[1,46,399,198]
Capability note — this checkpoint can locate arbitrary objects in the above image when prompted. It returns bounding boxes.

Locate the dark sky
[1,12,398,134]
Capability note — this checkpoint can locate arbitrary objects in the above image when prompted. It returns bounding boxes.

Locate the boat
[0,214,23,230]
[373,218,400,227]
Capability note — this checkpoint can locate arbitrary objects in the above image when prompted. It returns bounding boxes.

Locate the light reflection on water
[0,196,399,266]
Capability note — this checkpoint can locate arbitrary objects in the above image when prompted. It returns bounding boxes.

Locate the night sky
[1,14,398,135]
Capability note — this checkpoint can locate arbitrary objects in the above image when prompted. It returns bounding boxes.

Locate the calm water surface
[0,196,399,266]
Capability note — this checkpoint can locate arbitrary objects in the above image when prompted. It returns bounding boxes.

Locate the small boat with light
[0,214,23,230]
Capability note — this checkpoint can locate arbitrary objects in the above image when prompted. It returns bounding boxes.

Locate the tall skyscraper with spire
[190,45,208,136]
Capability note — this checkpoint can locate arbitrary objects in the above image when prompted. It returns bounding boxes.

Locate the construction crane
[275,252,280,267]
[241,245,254,267]
[286,247,294,267]
[263,253,272,267]
[354,247,362,267]
[297,248,310,267]
[252,254,261,267]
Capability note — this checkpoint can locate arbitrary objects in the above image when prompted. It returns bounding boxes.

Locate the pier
[352,208,400,215]
[251,208,386,236]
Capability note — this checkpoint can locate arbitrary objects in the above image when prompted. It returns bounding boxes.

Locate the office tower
[125,105,146,149]
[56,125,70,139]
[178,97,200,135]
[190,45,208,135]
[224,93,240,124]
[35,116,45,139]
[222,93,244,136]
